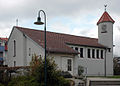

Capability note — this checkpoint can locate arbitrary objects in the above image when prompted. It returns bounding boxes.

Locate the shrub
[0,83,4,86]
[8,76,39,86]
[30,54,70,86]
[8,54,71,86]
[60,71,72,78]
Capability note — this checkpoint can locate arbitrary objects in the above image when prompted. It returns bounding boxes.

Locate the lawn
[106,75,120,78]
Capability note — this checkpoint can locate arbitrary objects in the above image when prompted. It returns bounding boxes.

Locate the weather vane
[104,5,107,11]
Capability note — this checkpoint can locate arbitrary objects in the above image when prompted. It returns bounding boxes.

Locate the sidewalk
[87,77,120,86]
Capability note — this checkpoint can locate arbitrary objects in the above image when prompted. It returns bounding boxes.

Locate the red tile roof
[0,38,8,41]
[15,26,106,54]
[97,11,115,25]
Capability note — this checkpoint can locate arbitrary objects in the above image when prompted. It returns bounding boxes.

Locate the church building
[7,10,115,76]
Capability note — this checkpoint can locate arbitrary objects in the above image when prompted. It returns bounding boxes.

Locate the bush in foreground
[8,76,39,86]
[8,54,70,86]
[31,54,70,86]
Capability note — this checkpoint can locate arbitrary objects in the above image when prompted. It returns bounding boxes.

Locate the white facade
[68,45,106,76]
[8,28,45,67]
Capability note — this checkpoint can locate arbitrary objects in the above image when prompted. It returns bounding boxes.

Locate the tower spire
[104,5,107,11]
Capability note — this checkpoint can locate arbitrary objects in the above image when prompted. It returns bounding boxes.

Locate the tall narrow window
[96,50,99,59]
[68,59,72,71]
[92,49,95,58]
[88,49,91,58]
[101,50,104,59]
[29,48,31,56]
[13,40,16,57]
[80,48,83,58]
[108,48,111,52]
[14,61,16,67]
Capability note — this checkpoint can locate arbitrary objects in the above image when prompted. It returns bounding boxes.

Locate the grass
[106,75,120,78]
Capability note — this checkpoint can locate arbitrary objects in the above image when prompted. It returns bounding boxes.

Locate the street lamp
[34,10,47,86]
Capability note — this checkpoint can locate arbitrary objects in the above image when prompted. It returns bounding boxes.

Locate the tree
[8,54,70,86]
[113,57,120,75]
[30,54,70,86]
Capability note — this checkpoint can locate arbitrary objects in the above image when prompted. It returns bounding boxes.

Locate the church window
[80,48,83,58]
[87,49,91,58]
[108,48,111,52]
[14,61,16,67]
[92,49,95,58]
[101,50,104,59]
[96,50,99,59]
[13,40,16,57]
[29,48,31,56]
[67,59,72,71]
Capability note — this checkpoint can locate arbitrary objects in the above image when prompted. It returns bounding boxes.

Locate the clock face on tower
[101,24,107,33]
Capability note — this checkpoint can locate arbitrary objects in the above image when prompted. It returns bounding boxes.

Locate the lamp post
[34,10,47,86]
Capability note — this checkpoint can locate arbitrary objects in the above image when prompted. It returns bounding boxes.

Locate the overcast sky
[0,0,120,56]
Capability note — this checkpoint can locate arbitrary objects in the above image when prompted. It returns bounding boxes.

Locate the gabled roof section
[14,26,106,54]
[97,11,115,25]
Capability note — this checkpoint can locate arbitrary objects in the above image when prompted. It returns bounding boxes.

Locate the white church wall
[98,22,113,76]
[25,35,44,66]
[8,28,45,67]
[68,45,105,76]
[8,28,25,67]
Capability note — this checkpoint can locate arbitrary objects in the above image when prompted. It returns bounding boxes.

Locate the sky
[0,0,120,56]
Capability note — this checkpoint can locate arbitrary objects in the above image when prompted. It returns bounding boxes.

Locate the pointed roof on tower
[97,11,115,25]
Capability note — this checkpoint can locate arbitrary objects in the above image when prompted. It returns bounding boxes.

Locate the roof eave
[66,43,106,49]
[97,21,115,25]
[48,51,79,55]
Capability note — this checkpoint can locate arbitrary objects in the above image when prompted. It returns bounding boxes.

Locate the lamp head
[34,17,44,25]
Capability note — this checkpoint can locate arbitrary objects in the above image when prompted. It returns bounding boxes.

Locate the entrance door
[67,58,73,75]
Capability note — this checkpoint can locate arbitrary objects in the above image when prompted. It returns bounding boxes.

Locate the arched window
[13,40,16,57]
[29,48,31,56]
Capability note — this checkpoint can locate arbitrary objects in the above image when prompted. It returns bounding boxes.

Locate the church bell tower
[97,6,115,76]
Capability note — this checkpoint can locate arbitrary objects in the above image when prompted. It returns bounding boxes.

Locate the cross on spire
[16,19,18,26]
[104,5,107,11]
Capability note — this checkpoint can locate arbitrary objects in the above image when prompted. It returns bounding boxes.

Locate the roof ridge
[14,26,98,40]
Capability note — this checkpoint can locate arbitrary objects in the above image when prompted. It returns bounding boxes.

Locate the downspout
[104,48,107,77]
